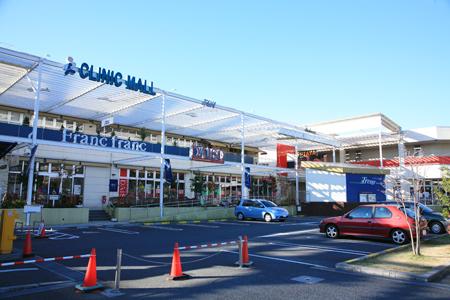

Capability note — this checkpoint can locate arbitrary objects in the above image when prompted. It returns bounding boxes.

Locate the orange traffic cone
[75,248,103,292]
[242,235,253,267]
[37,223,48,239]
[168,242,190,280]
[236,235,253,267]
[22,230,34,258]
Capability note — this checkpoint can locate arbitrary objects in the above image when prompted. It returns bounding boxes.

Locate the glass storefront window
[10,112,21,124]
[74,165,84,175]
[39,163,49,172]
[51,163,61,173]
[49,177,60,195]
[129,169,137,178]
[139,170,146,178]
[61,177,72,195]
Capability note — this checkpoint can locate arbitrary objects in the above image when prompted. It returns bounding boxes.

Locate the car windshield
[260,200,277,207]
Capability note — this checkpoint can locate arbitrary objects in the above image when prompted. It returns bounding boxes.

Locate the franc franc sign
[190,145,224,164]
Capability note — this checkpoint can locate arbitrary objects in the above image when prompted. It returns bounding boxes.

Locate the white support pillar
[378,130,383,168]
[295,145,300,211]
[240,113,247,198]
[25,60,43,226]
[332,147,336,163]
[397,131,408,200]
[159,93,166,218]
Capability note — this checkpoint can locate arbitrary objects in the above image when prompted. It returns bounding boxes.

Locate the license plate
[422,229,427,236]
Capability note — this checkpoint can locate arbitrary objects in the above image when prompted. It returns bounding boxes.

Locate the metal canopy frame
[0,46,342,219]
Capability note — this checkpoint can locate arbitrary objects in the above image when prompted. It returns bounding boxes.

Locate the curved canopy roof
[0,47,341,151]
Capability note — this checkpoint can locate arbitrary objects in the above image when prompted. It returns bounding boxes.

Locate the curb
[336,235,450,282]
[143,218,234,226]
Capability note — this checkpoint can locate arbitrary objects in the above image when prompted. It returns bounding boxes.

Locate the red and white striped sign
[0,253,91,267]
[178,240,237,251]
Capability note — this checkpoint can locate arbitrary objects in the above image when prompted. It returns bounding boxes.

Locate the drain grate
[291,275,324,284]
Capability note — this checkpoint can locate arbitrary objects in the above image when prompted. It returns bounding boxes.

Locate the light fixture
[27,87,50,93]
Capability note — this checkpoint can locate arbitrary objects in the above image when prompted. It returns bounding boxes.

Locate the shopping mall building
[0,47,448,218]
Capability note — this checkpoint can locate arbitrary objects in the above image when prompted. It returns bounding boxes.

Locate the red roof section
[350,156,450,168]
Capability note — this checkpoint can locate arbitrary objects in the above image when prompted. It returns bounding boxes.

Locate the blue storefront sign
[109,179,118,192]
[346,173,386,203]
[0,123,189,157]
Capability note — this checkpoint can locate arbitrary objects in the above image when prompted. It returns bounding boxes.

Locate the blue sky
[0,0,449,129]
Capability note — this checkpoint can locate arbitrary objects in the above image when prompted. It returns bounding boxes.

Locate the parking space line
[178,223,220,229]
[148,225,183,231]
[222,250,330,269]
[280,222,320,227]
[98,228,140,235]
[258,229,319,238]
[48,232,80,240]
[0,268,39,273]
[266,241,370,255]
[210,221,250,226]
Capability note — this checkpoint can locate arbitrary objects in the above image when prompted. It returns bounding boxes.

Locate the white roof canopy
[0,47,341,151]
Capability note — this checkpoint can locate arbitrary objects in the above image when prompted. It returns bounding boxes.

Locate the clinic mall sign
[63,58,155,96]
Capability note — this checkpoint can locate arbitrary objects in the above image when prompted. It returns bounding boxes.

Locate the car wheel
[325,224,339,239]
[391,229,407,245]
[429,221,445,234]
[237,212,245,221]
[264,213,272,222]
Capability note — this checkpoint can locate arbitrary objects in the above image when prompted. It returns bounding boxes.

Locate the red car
[319,204,428,244]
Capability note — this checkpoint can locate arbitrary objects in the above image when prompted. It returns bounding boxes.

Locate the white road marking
[222,250,329,269]
[81,231,100,234]
[0,268,39,273]
[148,225,183,231]
[258,229,319,238]
[280,222,320,227]
[210,221,250,226]
[267,241,370,255]
[48,232,80,240]
[178,223,220,229]
[99,228,140,235]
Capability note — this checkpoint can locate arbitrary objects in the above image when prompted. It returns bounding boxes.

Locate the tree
[435,167,450,218]
[190,172,206,202]
[139,127,148,141]
[394,151,425,256]
[22,116,30,126]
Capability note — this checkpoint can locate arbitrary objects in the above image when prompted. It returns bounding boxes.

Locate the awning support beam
[25,59,42,226]
[159,92,166,218]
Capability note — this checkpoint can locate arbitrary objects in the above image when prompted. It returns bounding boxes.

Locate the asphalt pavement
[1,216,449,299]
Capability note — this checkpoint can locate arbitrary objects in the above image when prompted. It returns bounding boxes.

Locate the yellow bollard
[0,210,20,254]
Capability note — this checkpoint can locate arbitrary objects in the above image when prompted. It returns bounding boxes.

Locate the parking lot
[1,216,450,299]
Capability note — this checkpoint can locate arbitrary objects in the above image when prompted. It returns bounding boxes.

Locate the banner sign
[118,179,128,197]
[190,145,224,164]
[164,159,173,184]
[244,167,251,189]
[109,179,118,192]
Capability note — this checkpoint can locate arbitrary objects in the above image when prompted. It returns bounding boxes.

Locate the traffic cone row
[75,248,103,292]
[168,235,252,280]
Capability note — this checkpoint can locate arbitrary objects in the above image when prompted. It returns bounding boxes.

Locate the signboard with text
[190,145,224,164]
